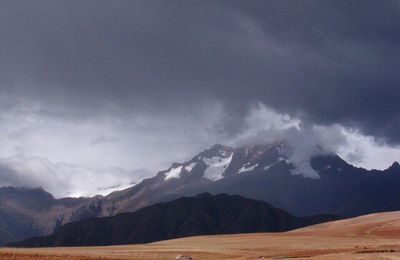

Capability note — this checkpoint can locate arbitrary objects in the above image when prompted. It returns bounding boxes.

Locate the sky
[0,0,400,197]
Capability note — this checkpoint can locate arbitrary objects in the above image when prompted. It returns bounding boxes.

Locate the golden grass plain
[2,211,400,260]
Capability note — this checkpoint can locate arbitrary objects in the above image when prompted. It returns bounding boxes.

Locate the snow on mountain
[184,162,197,172]
[67,144,400,226]
[238,163,259,174]
[263,157,285,171]
[164,165,183,180]
[159,141,324,183]
[203,153,233,181]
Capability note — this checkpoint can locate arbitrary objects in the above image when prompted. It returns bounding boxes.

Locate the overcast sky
[0,0,400,197]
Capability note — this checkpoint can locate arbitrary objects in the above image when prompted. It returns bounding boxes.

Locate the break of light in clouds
[1,101,399,197]
[0,0,399,197]
[0,95,224,170]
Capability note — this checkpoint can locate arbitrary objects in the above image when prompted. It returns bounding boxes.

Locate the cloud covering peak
[0,0,399,195]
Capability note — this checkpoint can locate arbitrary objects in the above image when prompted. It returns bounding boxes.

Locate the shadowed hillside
[8,193,339,247]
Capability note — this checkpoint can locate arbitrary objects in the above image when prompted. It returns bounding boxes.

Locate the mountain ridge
[7,193,339,247]
[1,141,400,245]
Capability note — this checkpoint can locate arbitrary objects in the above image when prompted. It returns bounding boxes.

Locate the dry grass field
[3,211,400,260]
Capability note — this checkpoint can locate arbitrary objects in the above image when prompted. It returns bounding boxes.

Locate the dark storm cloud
[1,0,400,142]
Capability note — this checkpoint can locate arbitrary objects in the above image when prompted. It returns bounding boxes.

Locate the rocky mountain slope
[1,141,400,245]
[8,193,339,247]
[0,186,91,245]
[97,142,400,218]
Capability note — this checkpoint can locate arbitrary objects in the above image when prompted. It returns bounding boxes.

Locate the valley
[2,211,400,259]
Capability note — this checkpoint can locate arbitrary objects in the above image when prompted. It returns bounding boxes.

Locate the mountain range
[1,141,400,245]
[91,142,400,218]
[8,193,338,247]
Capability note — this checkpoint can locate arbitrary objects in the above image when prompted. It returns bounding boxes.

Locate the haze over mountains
[1,141,400,246]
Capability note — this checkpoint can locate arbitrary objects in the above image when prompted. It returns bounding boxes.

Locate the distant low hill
[8,193,339,247]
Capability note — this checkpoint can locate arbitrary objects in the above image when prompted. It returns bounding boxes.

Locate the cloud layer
[1,1,400,142]
[233,104,400,171]
[0,155,151,198]
[0,1,399,195]
[1,103,399,197]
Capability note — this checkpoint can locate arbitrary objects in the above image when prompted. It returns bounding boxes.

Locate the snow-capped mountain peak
[160,141,326,182]
[198,144,234,158]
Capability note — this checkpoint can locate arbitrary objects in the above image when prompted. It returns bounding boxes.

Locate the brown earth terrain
[2,211,400,260]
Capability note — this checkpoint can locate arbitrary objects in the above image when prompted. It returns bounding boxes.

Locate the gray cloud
[0,1,399,193]
[0,155,152,197]
[0,0,399,143]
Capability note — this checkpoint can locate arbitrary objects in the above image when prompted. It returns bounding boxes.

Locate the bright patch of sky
[0,101,399,197]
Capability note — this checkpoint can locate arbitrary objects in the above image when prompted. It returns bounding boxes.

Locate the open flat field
[2,211,400,260]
